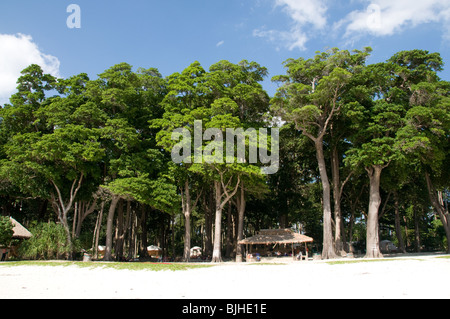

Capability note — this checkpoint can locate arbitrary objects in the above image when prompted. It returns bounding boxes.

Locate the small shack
[1,217,32,260]
[97,246,106,259]
[10,217,32,240]
[147,245,162,258]
[239,229,314,261]
[190,246,202,259]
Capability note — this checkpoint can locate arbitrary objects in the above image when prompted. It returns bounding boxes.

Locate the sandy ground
[0,254,449,299]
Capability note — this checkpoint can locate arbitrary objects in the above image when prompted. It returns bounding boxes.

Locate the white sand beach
[1,254,449,299]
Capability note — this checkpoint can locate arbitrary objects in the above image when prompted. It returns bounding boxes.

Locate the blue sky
[1,0,450,104]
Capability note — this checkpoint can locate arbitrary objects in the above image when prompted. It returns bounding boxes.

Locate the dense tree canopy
[0,48,448,262]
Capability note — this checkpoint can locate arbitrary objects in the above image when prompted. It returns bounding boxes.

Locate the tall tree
[346,50,446,257]
[396,70,450,252]
[207,60,270,262]
[153,61,210,261]
[271,48,372,259]
[89,63,174,261]
[1,68,105,255]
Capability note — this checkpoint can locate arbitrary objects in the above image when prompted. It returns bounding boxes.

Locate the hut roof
[10,217,32,239]
[238,229,313,245]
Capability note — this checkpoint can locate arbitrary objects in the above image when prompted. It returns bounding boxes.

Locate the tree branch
[50,179,65,216]
[379,191,392,220]
[339,170,354,200]
[219,173,241,210]
[319,88,341,140]
[67,173,84,215]
[295,121,318,143]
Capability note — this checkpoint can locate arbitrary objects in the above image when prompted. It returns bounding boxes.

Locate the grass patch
[0,260,213,272]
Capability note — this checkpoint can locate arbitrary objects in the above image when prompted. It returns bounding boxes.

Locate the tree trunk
[331,145,346,255]
[127,208,137,260]
[225,203,234,258]
[74,199,97,238]
[348,208,355,253]
[72,202,78,240]
[403,215,410,249]
[315,139,336,259]
[211,174,241,263]
[394,192,406,253]
[235,184,246,263]
[425,172,450,253]
[365,165,383,258]
[61,217,73,260]
[139,205,149,259]
[212,181,223,263]
[50,174,84,260]
[104,195,120,261]
[181,180,192,262]
[92,201,105,259]
[114,199,125,260]
[203,190,213,257]
[171,215,176,260]
[414,205,421,253]
[212,204,223,263]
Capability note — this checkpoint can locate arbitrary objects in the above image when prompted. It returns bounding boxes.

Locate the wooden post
[292,243,294,260]
[305,242,308,261]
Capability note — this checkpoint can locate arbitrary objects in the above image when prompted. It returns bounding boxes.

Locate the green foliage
[0,261,212,271]
[19,222,73,260]
[0,217,14,247]
[271,48,371,136]
[89,63,177,213]
[0,48,448,262]
[344,50,448,174]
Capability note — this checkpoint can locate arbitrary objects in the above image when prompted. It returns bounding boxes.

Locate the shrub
[19,222,72,260]
[0,217,14,248]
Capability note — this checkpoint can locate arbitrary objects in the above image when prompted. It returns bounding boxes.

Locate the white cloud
[256,0,450,51]
[253,27,309,51]
[0,33,60,105]
[216,40,225,47]
[254,0,328,51]
[275,0,327,30]
[337,0,450,39]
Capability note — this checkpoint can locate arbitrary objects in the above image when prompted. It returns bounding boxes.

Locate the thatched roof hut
[239,229,313,261]
[239,229,313,245]
[190,246,202,258]
[147,245,162,258]
[10,217,32,239]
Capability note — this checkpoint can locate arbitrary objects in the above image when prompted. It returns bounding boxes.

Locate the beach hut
[10,217,32,239]
[1,217,32,260]
[190,246,202,259]
[97,246,106,259]
[147,245,162,258]
[239,229,314,261]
